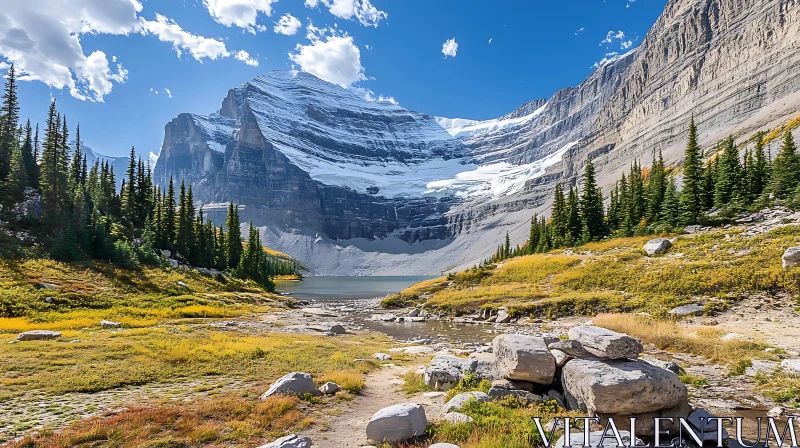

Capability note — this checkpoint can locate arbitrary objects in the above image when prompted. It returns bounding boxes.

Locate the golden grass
[0,326,390,399]
[317,369,367,394]
[592,313,773,364]
[8,394,305,448]
[404,225,800,317]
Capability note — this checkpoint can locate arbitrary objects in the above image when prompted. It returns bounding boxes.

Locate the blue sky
[3,0,667,158]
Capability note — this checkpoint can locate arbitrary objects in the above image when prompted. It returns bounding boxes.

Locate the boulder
[374,353,392,361]
[409,308,421,317]
[668,304,705,317]
[567,326,642,359]
[783,247,800,269]
[555,430,643,448]
[548,340,592,358]
[365,403,427,443]
[598,400,692,436]
[328,324,347,335]
[441,412,474,424]
[644,238,672,255]
[319,382,340,395]
[551,349,570,367]
[261,372,322,399]
[496,307,512,324]
[562,358,687,415]
[546,390,566,408]
[17,330,61,341]
[100,320,122,328]
[443,392,490,413]
[469,352,500,380]
[424,356,476,390]
[258,434,312,448]
[493,334,555,384]
[487,386,542,403]
[491,379,534,392]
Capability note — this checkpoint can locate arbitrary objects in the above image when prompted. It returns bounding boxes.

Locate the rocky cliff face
[153,0,800,274]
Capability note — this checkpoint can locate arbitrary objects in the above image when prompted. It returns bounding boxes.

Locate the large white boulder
[783,247,800,269]
[366,403,427,443]
[644,238,672,255]
[257,434,312,448]
[568,326,643,359]
[555,430,643,448]
[493,334,555,384]
[261,372,322,399]
[443,392,490,413]
[17,330,61,341]
[562,358,687,415]
[424,355,477,390]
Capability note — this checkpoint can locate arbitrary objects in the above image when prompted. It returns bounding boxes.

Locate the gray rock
[44,296,53,303]
[487,386,542,403]
[261,372,322,399]
[567,326,643,359]
[781,358,800,374]
[441,412,473,424]
[168,259,179,268]
[493,334,555,384]
[319,382,340,395]
[745,360,778,377]
[17,330,61,341]
[328,324,347,334]
[365,403,427,443]
[550,349,570,367]
[546,390,566,408]
[424,355,477,390]
[783,247,800,269]
[496,307,511,324]
[301,307,338,317]
[768,406,784,417]
[668,303,705,317]
[443,392,490,412]
[469,352,500,380]
[547,340,592,358]
[429,444,461,448]
[562,358,687,415]
[688,408,729,440]
[374,353,392,361]
[598,400,692,437]
[100,320,122,328]
[640,356,683,375]
[408,308,421,317]
[258,434,312,448]
[644,238,672,255]
[491,379,534,392]
[685,225,702,234]
[176,281,189,289]
[38,282,58,289]
[555,430,643,448]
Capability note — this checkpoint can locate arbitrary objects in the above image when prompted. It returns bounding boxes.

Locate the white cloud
[202,0,277,32]
[234,49,259,66]
[600,30,626,46]
[0,0,141,102]
[592,52,619,68]
[307,0,387,27]
[620,40,633,49]
[442,38,458,58]
[488,38,492,44]
[164,88,172,98]
[274,13,301,35]
[141,14,230,61]
[289,25,365,86]
[364,44,372,50]
[575,27,585,35]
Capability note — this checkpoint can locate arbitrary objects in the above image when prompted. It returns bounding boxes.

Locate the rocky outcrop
[567,326,643,359]
[644,238,672,256]
[17,330,61,341]
[783,247,800,269]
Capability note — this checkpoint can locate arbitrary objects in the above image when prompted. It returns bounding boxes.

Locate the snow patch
[436,102,547,139]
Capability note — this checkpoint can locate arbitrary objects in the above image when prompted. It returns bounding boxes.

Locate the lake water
[273,276,435,300]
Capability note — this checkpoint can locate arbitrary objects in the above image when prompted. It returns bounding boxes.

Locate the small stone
[496,307,511,324]
[551,349,570,367]
[374,353,392,361]
[176,281,189,289]
[644,238,672,255]
[768,406,784,417]
[668,304,705,317]
[409,308,421,317]
[319,382,340,395]
[44,296,53,303]
[261,372,322,399]
[441,412,473,424]
[257,434,312,448]
[782,247,800,269]
[17,330,61,341]
[100,320,122,328]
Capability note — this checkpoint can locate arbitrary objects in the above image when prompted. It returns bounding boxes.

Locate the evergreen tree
[40,100,69,220]
[550,182,568,246]
[660,177,681,227]
[580,158,606,241]
[164,177,177,253]
[645,150,667,224]
[1,64,20,181]
[176,180,190,258]
[21,119,36,188]
[69,124,83,188]
[680,117,705,223]
[225,202,243,269]
[8,140,26,198]
[749,132,769,201]
[770,132,800,199]
[713,136,741,207]
[122,147,136,225]
[701,160,716,211]
[528,214,540,255]
[504,231,511,259]
[566,186,582,244]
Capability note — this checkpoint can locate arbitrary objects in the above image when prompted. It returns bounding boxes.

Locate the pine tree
[1,64,20,181]
[225,202,243,269]
[40,100,69,220]
[69,124,83,188]
[122,147,136,225]
[749,132,769,201]
[770,132,800,199]
[660,177,681,227]
[176,180,191,259]
[528,214,540,255]
[680,117,705,223]
[164,178,177,254]
[580,158,606,241]
[714,136,741,207]
[701,160,716,211]
[8,141,26,199]
[645,150,667,224]
[21,119,36,188]
[504,232,511,259]
[551,182,568,246]
[566,186,581,244]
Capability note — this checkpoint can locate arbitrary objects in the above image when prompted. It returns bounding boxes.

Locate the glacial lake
[273,276,435,300]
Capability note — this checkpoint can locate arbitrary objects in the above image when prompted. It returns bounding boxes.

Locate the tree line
[0,64,298,288]
[487,117,799,264]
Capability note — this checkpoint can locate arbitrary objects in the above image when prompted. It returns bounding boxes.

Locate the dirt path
[302,363,445,448]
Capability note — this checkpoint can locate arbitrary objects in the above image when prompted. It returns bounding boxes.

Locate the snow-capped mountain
[153,0,800,275]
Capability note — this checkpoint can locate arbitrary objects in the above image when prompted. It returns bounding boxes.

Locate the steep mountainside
[153,0,800,275]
